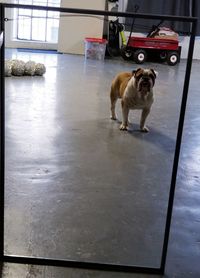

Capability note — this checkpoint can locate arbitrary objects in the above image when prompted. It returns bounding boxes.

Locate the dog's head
[132,68,157,95]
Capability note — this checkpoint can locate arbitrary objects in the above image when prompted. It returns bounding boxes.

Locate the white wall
[58,0,106,55]
[179,36,200,59]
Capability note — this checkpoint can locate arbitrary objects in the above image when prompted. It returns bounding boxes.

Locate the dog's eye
[149,74,155,85]
[149,74,154,80]
[137,74,143,80]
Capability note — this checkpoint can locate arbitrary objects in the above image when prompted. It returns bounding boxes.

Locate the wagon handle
[147,20,164,37]
[127,4,140,46]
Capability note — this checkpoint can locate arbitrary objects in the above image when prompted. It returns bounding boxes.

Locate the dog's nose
[142,78,149,84]
[142,77,149,82]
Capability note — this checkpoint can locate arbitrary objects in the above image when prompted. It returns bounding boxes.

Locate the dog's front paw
[120,124,128,131]
[110,115,117,120]
[140,126,149,133]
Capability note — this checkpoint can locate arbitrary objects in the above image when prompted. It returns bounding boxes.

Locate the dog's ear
[133,68,143,77]
[150,69,158,78]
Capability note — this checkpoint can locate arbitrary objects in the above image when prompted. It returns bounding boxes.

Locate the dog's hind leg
[110,87,118,120]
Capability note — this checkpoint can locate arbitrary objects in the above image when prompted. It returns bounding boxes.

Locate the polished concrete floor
[2,49,200,277]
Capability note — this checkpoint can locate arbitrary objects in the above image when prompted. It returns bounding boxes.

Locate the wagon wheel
[133,49,147,64]
[121,46,133,61]
[159,51,167,61]
[167,51,179,66]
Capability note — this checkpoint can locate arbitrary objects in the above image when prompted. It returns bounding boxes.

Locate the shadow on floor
[109,118,176,154]
[128,125,176,154]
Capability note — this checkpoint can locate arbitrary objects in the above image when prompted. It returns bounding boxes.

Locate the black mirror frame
[0,3,198,275]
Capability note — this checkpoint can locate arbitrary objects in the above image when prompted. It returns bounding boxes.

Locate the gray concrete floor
[2,49,200,277]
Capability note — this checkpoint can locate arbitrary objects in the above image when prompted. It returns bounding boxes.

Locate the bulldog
[110,68,157,132]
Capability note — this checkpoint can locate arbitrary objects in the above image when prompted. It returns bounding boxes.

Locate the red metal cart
[121,35,181,66]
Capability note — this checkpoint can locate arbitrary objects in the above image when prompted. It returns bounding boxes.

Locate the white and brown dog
[110,68,157,132]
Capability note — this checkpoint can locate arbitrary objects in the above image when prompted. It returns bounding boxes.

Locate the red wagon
[121,35,181,66]
[121,25,182,66]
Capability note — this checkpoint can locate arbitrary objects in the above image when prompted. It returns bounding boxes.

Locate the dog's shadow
[123,122,176,154]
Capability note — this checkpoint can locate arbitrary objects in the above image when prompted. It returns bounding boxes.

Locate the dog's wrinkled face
[133,68,156,95]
